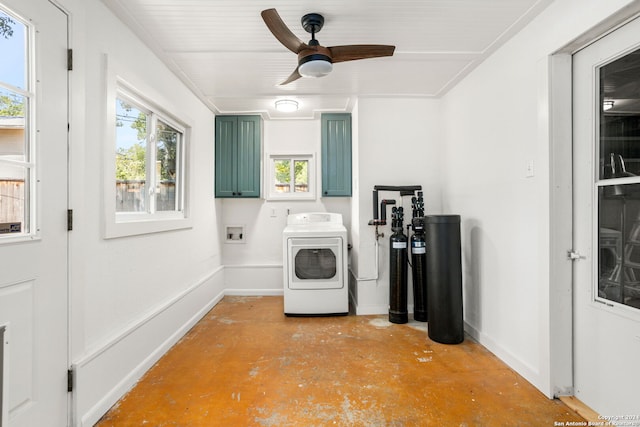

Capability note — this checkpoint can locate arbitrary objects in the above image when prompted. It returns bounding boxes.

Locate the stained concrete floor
[96,296,584,426]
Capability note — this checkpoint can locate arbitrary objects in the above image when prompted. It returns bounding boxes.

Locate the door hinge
[67,209,73,231]
[67,368,74,392]
[67,49,73,71]
[567,250,586,260]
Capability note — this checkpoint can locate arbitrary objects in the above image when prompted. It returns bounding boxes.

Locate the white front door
[573,16,640,415]
[0,0,68,425]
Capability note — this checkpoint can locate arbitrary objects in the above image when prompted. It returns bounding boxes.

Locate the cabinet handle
[324,191,328,195]
[237,192,242,196]
[232,192,237,196]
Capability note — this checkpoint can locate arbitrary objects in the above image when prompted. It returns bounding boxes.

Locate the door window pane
[0,89,27,162]
[599,47,640,179]
[0,10,26,89]
[598,184,640,309]
[598,46,640,310]
[1,8,30,238]
[0,164,27,235]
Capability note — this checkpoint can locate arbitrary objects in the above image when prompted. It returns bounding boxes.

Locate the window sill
[104,214,193,239]
[265,194,316,202]
[0,232,41,246]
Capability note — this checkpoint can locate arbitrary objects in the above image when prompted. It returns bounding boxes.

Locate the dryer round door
[287,237,344,289]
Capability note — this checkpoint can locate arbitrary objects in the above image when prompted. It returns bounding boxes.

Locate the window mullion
[174,132,183,211]
[147,113,157,214]
[289,158,295,192]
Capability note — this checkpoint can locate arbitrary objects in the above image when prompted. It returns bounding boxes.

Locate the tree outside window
[115,93,183,215]
[268,154,314,200]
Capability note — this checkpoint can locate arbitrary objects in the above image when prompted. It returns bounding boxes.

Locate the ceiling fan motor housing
[298,45,333,64]
[301,13,324,35]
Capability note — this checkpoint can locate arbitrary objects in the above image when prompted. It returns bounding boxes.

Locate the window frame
[104,58,191,239]
[115,89,186,218]
[0,6,36,244]
[265,153,316,201]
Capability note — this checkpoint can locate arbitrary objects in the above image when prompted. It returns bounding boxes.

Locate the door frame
[45,2,72,423]
[49,0,72,423]
[548,5,640,398]
[0,0,71,424]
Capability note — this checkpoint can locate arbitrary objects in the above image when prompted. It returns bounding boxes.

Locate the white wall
[60,0,226,425]
[221,118,351,291]
[40,0,640,423]
[440,0,638,399]
[351,98,443,314]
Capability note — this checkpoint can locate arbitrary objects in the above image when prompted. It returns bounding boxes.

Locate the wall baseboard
[74,267,225,427]
[224,264,283,292]
[225,289,284,296]
[353,304,385,315]
[464,322,542,397]
[76,263,396,426]
[558,396,600,423]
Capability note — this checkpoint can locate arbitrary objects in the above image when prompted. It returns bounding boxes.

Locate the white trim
[547,52,574,397]
[353,303,387,316]
[74,267,224,427]
[102,54,193,239]
[73,267,223,367]
[223,264,283,269]
[225,289,284,296]
[464,322,541,389]
[78,286,224,427]
[72,262,291,426]
[223,264,284,293]
[0,324,7,427]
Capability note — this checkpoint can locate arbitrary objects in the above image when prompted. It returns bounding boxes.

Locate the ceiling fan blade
[280,67,302,85]
[329,45,396,63]
[261,8,307,54]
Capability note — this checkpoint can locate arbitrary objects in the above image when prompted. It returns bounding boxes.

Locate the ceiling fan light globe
[299,59,333,78]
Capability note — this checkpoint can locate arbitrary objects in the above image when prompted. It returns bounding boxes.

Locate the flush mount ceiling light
[275,99,299,112]
[603,100,615,111]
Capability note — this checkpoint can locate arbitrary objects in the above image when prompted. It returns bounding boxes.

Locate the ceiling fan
[261,8,396,85]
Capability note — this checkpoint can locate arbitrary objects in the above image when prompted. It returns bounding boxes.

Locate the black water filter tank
[389,208,408,324]
[425,215,463,344]
[410,217,428,322]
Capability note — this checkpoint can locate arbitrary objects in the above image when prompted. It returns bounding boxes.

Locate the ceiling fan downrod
[301,13,324,46]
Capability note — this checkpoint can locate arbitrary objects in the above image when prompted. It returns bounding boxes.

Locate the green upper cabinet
[215,115,261,198]
[321,113,352,197]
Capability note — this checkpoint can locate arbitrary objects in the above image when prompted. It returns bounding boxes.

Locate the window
[115,92,184,216]
[104,70,191,238]
[596,47,640,312]
[266,154,315,200]
[0,7,32,240]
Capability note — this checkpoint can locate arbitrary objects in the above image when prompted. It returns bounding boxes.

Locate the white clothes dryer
[282,212,349,316]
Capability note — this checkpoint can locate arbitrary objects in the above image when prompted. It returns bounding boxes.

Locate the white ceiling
[102,0,553,119]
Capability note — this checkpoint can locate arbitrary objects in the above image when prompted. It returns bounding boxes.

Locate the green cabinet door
[215,116,238,197]
[215,115,261,198]
[321,113,352,197]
